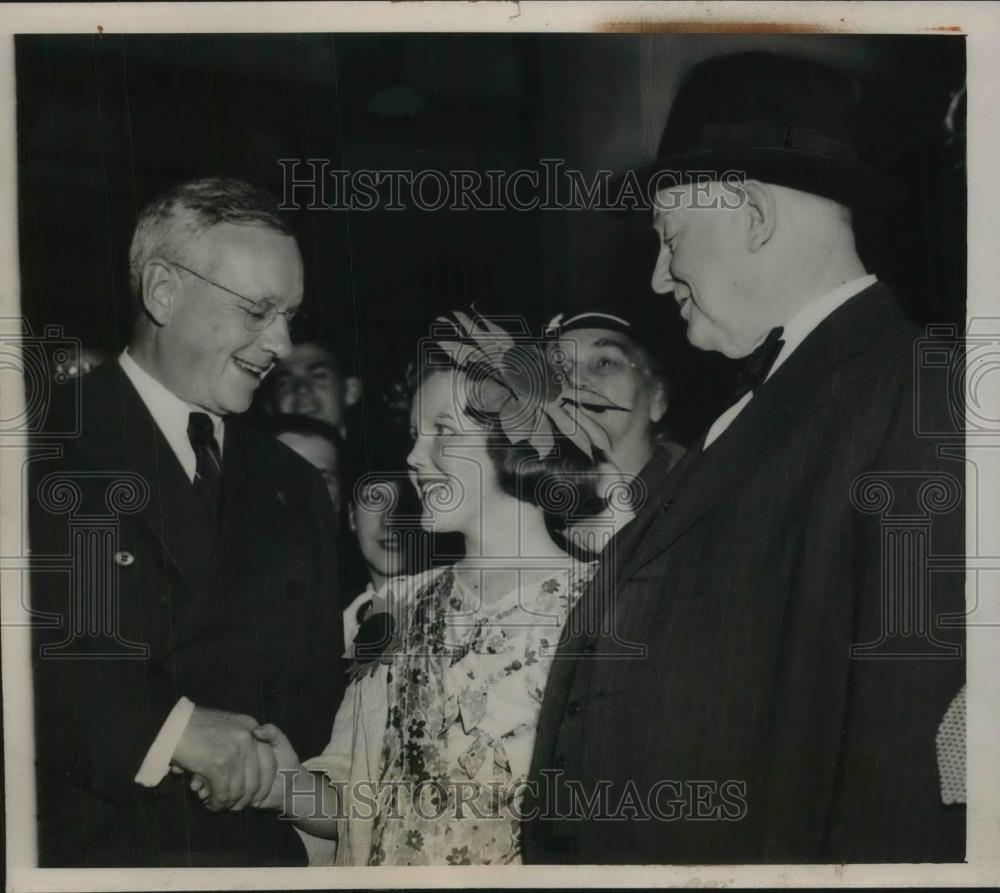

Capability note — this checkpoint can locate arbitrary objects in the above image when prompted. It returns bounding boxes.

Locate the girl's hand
[185,731,279,810]
[250,723,302,810]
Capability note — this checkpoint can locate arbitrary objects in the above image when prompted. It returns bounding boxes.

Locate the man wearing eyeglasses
[30,177,345,866]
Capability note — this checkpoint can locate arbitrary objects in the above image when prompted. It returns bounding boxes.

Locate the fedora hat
[632,51,899,210]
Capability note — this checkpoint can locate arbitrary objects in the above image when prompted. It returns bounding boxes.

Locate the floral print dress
[302,560,596,866]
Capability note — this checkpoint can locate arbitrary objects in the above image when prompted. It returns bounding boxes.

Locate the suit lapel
[622,284,907,582]
[170,419,296,648]
[529,445,687,783]
[219,417,295,580]
[75,363,215,588]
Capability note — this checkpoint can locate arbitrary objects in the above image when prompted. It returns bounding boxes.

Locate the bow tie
[733,326,785,400]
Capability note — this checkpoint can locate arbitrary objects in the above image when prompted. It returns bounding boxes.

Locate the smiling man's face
[159,222,303,414]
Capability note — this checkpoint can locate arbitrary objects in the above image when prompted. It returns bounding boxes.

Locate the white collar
[118,349,224,483]
[767,274,877,381]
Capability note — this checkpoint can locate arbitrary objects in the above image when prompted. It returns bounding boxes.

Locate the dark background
[16,33,966,444]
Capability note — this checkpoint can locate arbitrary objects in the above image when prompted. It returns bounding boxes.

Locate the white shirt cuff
[133,696,196,787]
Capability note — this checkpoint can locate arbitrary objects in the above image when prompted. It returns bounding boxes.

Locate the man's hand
[171,706,278,811]
[190,723,300,811]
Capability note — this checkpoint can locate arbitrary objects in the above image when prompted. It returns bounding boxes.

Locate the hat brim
[611,147,901,217]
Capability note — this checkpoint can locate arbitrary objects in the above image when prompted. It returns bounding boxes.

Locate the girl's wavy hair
[388,344,606,525]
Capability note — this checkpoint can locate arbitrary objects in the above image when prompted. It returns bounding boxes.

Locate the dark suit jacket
[523,284,966,864]
[29,361,346,867]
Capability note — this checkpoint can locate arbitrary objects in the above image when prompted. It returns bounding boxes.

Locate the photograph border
[1,2,997,889]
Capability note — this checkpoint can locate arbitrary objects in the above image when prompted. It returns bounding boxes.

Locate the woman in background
[339,456,419,653]
[544,303,686,556]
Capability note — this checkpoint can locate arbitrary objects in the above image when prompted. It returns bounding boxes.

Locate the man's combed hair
[128,176,292,303]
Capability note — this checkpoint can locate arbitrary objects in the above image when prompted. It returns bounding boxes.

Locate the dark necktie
[732,326,785,402]
[187,411,222,520]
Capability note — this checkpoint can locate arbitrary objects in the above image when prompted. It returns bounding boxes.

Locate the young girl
[196,316,614,865]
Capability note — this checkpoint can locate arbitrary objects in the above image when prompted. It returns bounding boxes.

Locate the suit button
[566,700,582,717]
[555,753,568,770]
[584,642,597,655]
[286,581,304,599]
[263,682,281,698]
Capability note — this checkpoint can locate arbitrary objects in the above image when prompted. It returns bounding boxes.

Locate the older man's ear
[741,180,778,253]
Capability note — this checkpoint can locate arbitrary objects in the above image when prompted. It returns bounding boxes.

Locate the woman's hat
[544,298,667,363]
[632,51,900,210]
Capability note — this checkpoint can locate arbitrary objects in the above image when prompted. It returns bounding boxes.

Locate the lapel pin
[277,491,286,507]
[114,550,135,567]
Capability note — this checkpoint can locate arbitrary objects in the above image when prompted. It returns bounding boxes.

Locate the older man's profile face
[650,183,754,358]
[160,222,303,414]
[269,342,345,429]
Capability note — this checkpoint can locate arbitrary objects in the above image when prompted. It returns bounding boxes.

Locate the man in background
[261,339,361,440]
[261,413,347,523]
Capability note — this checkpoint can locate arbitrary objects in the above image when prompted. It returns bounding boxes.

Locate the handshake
[170,706,300,812]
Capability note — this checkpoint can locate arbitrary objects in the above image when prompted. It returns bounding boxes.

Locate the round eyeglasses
[170,260,308,335]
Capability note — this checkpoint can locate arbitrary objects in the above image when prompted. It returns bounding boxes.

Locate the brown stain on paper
[597,19,964,35]
[599,19,836,34]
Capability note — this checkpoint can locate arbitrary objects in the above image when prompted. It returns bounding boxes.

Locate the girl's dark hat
[631,51,900,210]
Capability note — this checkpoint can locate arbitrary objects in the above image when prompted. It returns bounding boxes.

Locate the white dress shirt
[118,350,224,787]
[703,274,877,449]
[118,349,224,480]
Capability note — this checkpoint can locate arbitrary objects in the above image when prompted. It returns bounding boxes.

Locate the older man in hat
[525,52,964,864]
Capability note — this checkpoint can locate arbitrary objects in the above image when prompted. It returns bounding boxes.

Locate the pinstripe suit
[523,284,966,863]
